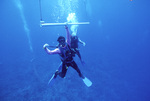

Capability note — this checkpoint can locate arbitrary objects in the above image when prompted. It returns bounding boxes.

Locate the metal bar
[40,21,90,27]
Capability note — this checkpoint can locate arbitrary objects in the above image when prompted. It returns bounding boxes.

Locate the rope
[39,0,43,21]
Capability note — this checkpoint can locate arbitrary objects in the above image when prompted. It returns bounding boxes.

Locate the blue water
[0,0,150,101]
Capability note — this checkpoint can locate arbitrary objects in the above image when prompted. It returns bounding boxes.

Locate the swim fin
[48,74,55,85]
[48,62,62,86]
[82,77,92,87]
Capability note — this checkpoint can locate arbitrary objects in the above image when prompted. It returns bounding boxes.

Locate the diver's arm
[43,44,61,54]
[78,38,86,46]
[65,25,71,46]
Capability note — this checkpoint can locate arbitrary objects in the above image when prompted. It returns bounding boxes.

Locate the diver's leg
[75,49,82,60]
[75,49,85,64]
[58,62,68,78]
[54,62,62,78]
[71,61,84,79]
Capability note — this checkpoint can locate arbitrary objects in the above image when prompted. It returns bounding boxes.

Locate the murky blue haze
[0,0,150,101]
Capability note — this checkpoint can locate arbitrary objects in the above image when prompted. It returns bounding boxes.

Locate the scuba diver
[43,25,84,79]
[71,34,86,64]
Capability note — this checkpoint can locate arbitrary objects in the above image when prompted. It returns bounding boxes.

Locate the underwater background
[0,0,150,101]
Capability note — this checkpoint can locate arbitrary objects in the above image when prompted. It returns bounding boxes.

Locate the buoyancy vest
[71,36,79,49]
[58,44,75,62]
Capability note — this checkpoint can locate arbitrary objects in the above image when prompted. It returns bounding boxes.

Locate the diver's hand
[64,22,68,29]
[43,43,49,49]
[83,42,86,46]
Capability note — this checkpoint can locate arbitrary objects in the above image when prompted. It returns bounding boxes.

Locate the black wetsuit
[71,36,82,60]
[58,44,83,78]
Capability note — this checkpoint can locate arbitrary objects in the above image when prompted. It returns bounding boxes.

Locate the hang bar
[40,21,90,27]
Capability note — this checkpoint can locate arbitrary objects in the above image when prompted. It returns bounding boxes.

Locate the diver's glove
[43,43,49,49]
[64,22,68,29]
